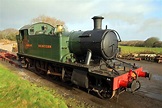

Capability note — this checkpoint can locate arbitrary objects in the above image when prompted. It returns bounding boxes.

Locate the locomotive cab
[16,23,72,62]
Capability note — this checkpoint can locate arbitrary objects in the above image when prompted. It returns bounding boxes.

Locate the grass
[119,46,162,55]
[0,64,68,108]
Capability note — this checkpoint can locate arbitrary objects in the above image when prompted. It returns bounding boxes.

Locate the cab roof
[19,22,54,30]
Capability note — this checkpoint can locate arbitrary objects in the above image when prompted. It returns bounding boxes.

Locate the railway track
[0,49,21,67]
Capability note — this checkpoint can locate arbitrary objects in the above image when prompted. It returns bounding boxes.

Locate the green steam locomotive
[16,16,150,99]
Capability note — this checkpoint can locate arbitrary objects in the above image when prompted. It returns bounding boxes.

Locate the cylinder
[92,16,104,30]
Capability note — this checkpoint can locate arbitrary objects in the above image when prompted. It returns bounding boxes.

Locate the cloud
[139,18,162,32]
[0,0,162,40]
[0,0,97,28]
[99,0,153,24]
[137,18,162,39]
[102,12,143,24]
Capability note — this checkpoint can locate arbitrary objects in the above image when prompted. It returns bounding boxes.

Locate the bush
[119,40,144,47]
[153,41,162,47]
[144,37,159,47]
[119,37,161,48]
[0,28,18,41]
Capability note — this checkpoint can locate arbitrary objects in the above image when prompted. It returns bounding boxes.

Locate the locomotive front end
[69,16,121,62]
[68,16,151,99]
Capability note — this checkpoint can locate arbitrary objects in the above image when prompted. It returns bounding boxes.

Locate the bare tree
[31,15,65,27]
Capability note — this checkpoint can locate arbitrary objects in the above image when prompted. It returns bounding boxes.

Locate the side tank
[68,16,120,60]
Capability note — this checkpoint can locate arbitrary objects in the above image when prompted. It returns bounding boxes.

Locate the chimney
[92,16,104,30]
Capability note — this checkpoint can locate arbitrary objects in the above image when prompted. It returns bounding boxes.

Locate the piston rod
[85,50,92,65]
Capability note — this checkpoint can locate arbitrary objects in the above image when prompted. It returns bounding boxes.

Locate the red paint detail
[134,67,147,77]
[119,80,128,88]
[113,67,148,90]
[113,72,129,90]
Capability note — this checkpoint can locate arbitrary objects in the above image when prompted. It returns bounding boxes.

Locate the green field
[0,64,68,108]
[119,46,162,55]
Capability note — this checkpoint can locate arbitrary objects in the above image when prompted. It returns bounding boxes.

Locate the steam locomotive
[16,16,151,99]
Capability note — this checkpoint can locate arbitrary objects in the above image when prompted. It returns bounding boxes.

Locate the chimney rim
[92,16,104,19]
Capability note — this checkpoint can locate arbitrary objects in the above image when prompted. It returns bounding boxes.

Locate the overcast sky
[0,0,162,40]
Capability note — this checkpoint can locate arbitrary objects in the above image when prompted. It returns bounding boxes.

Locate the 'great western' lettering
[38,44,52,48]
